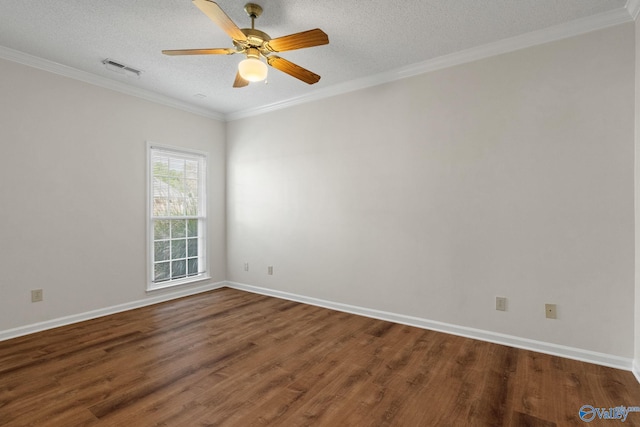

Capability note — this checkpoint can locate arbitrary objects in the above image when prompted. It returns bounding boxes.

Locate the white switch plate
[496,297,506,311]
[268,266,273,275]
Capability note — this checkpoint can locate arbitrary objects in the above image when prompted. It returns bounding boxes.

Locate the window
[148,143,208,290]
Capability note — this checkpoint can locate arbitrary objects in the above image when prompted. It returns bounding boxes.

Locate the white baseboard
[226,281,634,372]
[0,281,226,342]
[2,279,635,378]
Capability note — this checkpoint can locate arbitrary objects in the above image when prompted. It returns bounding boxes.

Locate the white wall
[0,58,226,331]
[227,24,635,357]
[0,21,635,365]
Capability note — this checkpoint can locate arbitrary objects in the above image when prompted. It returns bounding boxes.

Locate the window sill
[146,274,211,292]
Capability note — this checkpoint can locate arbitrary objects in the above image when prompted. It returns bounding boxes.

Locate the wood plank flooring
[1,288,639,426]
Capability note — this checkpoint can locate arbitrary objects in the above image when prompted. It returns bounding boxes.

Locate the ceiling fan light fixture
[162,1,328,86]
[238,57,268,82]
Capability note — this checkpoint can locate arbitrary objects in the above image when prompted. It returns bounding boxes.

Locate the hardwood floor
[1,288,639,426]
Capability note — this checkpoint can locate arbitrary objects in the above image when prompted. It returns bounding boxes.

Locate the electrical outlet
[244,262,249,272]
[495,297,507,311]
[545,303,557,319]
[268,266,273,275]
[31,289,43,303]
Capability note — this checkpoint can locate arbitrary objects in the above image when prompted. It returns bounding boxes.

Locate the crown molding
[0,46,225,121]
[627,0,640,20]
[1,3,635,124]
[226,6,635,121]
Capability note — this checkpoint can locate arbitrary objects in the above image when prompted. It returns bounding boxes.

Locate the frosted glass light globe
[238,57,268,82]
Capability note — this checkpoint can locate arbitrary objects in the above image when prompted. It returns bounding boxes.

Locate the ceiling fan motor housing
[243,28,270,42]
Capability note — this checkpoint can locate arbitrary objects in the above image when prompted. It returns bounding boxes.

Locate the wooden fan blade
[265,29,329,52]
[162,48,236,56]
[267,56,320,85]
[192,0,247,41]
[233,71,249,88]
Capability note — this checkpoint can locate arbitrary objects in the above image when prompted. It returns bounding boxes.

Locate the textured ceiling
[0,0,630,118]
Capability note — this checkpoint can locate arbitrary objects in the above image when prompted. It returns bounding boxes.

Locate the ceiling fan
[162,0,329,87]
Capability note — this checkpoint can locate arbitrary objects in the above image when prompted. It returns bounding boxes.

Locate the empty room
[1,0,640,425]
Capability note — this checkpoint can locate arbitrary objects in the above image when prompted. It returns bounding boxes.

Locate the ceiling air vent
[102,58,143,78]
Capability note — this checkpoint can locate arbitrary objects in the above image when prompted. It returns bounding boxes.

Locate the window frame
[146,142,210,291]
